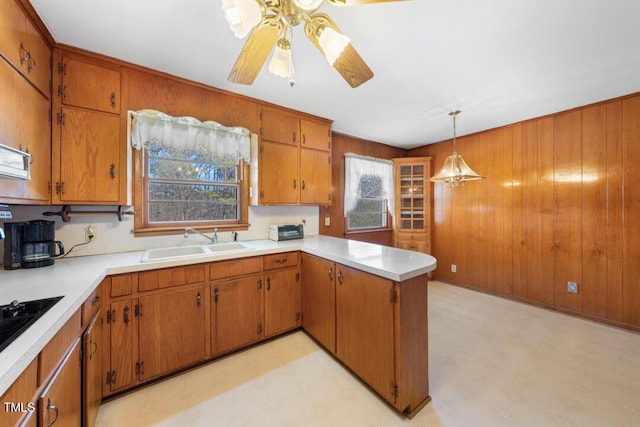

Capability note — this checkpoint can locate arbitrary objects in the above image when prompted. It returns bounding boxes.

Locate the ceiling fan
[222,0,407,88]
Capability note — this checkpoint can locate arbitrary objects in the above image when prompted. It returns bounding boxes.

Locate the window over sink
[129,110,251,235]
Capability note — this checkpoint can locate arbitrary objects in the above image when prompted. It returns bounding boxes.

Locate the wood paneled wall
[319,133,407,245]
[410,94,640,331]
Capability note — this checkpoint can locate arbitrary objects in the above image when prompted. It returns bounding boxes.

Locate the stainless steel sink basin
[141,242,253,262]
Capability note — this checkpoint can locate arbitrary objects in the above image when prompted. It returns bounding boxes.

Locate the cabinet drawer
[263,252,299,270]
[138,264,206,291]
[110,274,136,297]
[210,257,262,281]
[81,284,103,327]
[38,310,81,387]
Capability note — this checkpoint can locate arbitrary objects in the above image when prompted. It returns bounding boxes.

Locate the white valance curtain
[344,153,394,217]
[130,109,251,163]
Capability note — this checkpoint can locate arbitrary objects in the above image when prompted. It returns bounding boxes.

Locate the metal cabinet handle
[110,92,116,108]
[337,270,343,286]
[293,179,297,190]
[292,131,296,143]
[196,291,201,307]
[109,163,116,179]
[328,266,333,281]
[267,278,271,291]
[46,398,59,426]
[123,305,130,325]
[92,295,101,305]
[302,180,306,190]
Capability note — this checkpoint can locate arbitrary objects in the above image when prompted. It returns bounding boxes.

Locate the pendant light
[429,110,485,188]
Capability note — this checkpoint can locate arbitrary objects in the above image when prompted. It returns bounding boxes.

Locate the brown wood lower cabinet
[39,338,81,427]
[83,313,102,427]
[138,287,206,381]
[335,264,395,403]
[211,275,264,355]
[300,253,336,353]
[264,267,300,338]
[301,255,430,418]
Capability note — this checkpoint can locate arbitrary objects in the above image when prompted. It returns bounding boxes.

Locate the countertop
[0,235,436,395]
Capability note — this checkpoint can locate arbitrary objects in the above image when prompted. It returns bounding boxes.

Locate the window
[145,142,241,224]
[347,175,388,229]
[130,110,251,235]
[344,154,394,231]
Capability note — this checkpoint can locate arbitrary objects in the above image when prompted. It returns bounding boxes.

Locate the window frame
[132,148,250,237]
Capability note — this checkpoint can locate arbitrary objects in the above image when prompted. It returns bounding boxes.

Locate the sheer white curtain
[130,109,251,163]
[344,153,394,217]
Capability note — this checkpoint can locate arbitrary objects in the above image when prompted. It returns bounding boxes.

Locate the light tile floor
[96,281,640,426]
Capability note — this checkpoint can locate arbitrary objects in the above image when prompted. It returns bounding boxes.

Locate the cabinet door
[138,287,206,381]
[0,0,51,97]
[104,300,135,395]
[54,106,120,204]
[211,275,264,355]
[59,57,120,113]
[336,264,395,402]
[19,70,51,202]
[264,268,300,337]
[300,148,331,205]
[259,140,299,204]
[82,313,102,427]
[39,338,81,427]
[260,107,299,145]
[0,58,26,200]
[300,254,336,353]
[300,119,331,151]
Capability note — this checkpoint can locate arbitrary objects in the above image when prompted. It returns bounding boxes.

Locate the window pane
[148,155,237,182]
[147,182,238,223]
[347,198,387,229]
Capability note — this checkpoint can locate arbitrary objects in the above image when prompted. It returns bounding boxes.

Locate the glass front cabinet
[392,157,432,254]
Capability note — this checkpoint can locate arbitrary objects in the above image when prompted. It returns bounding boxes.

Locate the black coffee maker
[3,220,64,269]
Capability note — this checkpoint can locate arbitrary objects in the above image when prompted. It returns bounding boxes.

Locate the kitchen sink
[141,242,253,262]
[203,242,251,252]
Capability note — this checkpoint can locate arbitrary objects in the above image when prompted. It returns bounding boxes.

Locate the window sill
[133,223,250,238]
[344,227,393,236]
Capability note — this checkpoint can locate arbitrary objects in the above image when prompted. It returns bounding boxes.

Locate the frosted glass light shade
[268,42,294,78]
[222,0,262,38]
[429,153,485,188]
[318,27,350,65]
[293,0,325,10]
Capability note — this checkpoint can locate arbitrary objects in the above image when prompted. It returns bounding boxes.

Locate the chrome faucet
[184,227,218,243]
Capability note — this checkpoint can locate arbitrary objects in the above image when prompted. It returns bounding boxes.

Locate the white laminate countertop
[0,235,436,395]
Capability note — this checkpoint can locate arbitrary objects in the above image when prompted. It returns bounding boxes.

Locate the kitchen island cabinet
[300,253,336,353]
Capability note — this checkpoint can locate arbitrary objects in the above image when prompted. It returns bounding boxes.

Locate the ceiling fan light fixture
[268,37,294,78]
[221,0,263,38]
[293,0,325,11]
[317,26,350,65]
[429,110,485,188]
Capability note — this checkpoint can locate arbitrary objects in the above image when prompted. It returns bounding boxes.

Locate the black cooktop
[0,296,63,352]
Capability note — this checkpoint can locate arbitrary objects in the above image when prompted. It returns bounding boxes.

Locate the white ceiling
[29,0,640,149]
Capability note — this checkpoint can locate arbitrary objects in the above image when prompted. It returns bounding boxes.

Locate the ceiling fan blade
[327,0,409,6]
[332,44,374,88]
[227,18,282,85]
[305,13,373,88]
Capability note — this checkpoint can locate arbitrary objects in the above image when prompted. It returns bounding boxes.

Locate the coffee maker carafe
[3,220,64,269]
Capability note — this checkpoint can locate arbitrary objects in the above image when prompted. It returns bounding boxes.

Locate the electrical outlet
[451,264,457,273]
[567,281,578,294]
[86,225,96,241]
[324,216,331,226]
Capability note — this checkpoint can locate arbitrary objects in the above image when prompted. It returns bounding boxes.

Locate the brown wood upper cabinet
[0,58,51,204]
[257,107,332,206]
[0,0,51,97]
[51,50,126,205]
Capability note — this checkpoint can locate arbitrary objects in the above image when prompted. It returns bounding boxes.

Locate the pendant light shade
[429,111,485,188]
